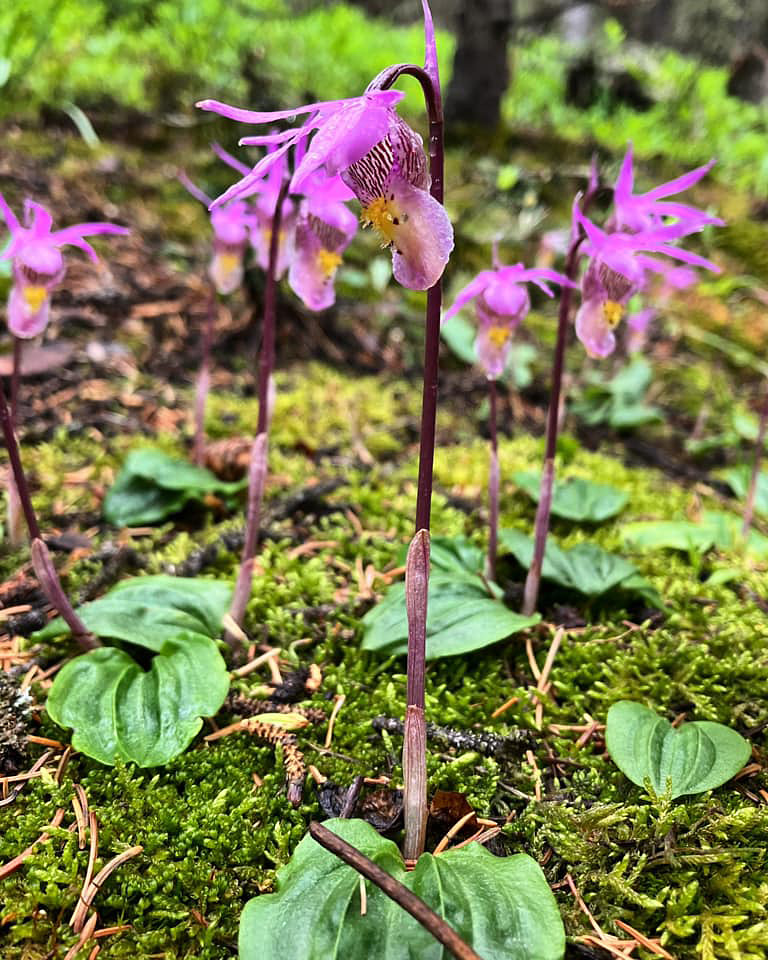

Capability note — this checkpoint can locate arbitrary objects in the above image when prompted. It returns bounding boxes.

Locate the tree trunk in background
[445,0,513,129]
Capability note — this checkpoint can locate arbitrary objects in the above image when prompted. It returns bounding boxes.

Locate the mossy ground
[1,111,768,959]
[1,357,767,960]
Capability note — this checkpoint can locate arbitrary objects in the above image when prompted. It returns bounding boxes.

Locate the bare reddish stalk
[487,379,500,581]
[522,197,594,616]
[403,529,430,861]
[227,178,290,638]
[193,288,217,467]
[375,60,444,861]
[308,822,483,960]
[0,377,96,650]
[742,381,768,536]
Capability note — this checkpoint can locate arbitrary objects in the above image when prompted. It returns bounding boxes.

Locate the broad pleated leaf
[239,818,565,960]
[606,701,751,799]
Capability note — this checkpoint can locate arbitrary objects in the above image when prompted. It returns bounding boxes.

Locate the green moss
[2,360,768,959]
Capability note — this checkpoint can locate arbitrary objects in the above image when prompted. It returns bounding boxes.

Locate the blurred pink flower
[444,263,572,378]
[0,195,127,338]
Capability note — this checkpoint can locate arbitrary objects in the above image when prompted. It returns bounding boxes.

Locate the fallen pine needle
[433,810,477,856]
[324,693,346,749]
[64,911,99,960]
[70,846,142,933]
[0,808,66,879]
[615,919,675,959]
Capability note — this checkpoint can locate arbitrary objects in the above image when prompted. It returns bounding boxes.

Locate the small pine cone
[204,437,253,481]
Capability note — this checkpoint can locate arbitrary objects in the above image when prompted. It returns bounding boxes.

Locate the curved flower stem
[193,287,217,467]
[376,61,444,862]
[308,822,484,960]
[0,377,96,650]
[487,378,499,582]
[742,380,768,537]
[227,178,290,638]
[521,233,585,617]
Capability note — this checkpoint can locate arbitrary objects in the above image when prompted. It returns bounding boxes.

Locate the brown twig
[308,822,484,960]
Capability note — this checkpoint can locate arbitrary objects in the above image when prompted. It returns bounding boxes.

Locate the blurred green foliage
[506,21,768,194]
[0,0,451,119]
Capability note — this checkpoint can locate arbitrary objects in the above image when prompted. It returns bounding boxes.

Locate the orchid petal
[178,171,213,207]
[387,178,453,290]
[614,144,635,204]
[574,298,617,358]
[421,0,441,101]
[197,89,403,125]
[640,159,715,201]
[211,142,251,177]
[442,271,495,322]
[0,192,21,235]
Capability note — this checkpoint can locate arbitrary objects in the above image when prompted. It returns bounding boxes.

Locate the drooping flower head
[0,194,128,339]
[444,263,572,379]
[215,141,357,311]
[573,200,720,358]
[197,0,453,292]
[288,168,357,311]
[213,142,296,279]
[178,168,258,296]
[609,143,723,234]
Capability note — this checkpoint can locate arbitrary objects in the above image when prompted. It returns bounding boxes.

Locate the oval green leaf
[33,575,232,649]
[362,573,539,658]
[513,471,628,523]
[239,818,565,960]
[104,449,246,526]
[606,701,751,799]
[46,631,229,766]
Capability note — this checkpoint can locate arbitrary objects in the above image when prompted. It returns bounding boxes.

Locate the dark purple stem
[487,378,499,582]
[193,288,217,467]
[376,62,444,862]
[227,178,290,637]
[522,228,588,617]
[257,179,289,436]
[11,337,21,428]
[0,377,96,650]
[742,381,768,537]
[308,822,483,960]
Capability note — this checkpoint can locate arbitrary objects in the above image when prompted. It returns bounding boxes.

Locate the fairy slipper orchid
[288,171,357,311]
[573,203,720,358]
[198,89,454,290]
[444,264,572,379]
[0,195,128,339]
[179,172,257,295]
[609,144,723,234]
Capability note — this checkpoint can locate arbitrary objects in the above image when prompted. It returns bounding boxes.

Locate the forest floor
[1,117,768,960]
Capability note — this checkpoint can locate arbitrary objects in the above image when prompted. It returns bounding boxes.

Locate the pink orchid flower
[178,169,259,296]
[573,201,720,358]
[213,142,296,280]
[0,195,128,339]
[609,143,723,234]
[197,88,453,291]
[444,263,572,379]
